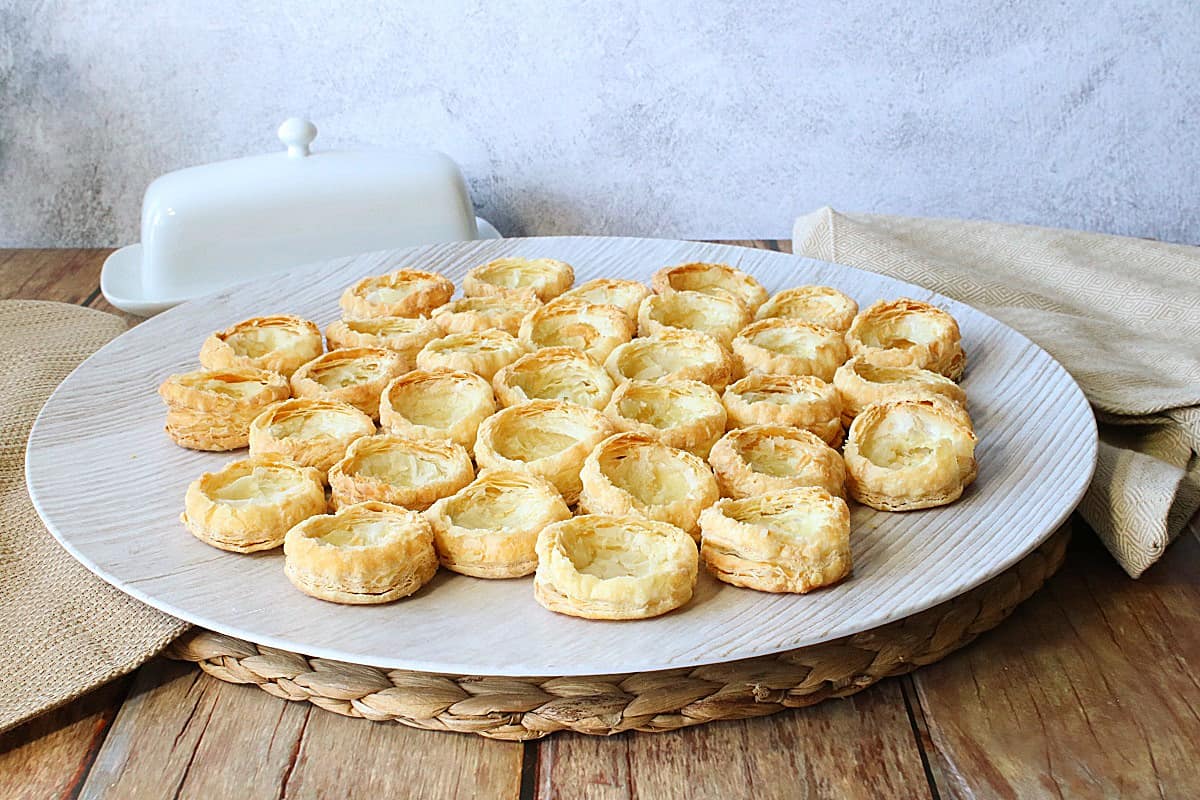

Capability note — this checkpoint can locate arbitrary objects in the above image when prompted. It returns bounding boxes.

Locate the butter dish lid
[102,118,499,317]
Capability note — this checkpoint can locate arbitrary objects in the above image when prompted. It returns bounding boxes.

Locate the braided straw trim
[167,525,1070,740]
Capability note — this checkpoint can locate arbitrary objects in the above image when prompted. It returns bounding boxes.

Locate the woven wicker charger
[166,525,1070,740]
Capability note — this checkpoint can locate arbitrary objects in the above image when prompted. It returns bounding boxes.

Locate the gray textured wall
[2,1,1197,246]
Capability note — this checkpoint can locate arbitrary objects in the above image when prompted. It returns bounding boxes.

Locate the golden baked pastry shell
[846,298,966,381]
[650,262,768,313]
[248,398,376,479]
[379,368,496,450]
[329,434,474,512]
[199,315,323,377]
[708,424,846,499]
[339,269,454,319]
[492,347,615,411]
[462,257,575,302]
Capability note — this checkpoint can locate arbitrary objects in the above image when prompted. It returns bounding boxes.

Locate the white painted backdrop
[1,0,1196,245]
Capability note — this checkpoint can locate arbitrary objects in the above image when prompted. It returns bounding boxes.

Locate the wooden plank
[536,682,933,800]
[913,526,1200,799]
[0,248,109,304]
[79,659,524,799]
[0,678,131,800]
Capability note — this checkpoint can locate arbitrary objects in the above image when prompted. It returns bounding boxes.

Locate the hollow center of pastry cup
[602,449,695,506]
[741,436,811,477]
[270,409,367,440]
[730,506,827,542]
[345,317,424,335]
[364,282,427,305]
[210,465,306,506]
[312,359,383,388]
[652,293,738,332]
[314,517,397,548]
[479,260,550,289]
[356,448,448,484]
[618,341,699,381]
[434,333,511,355]
[392,380,475,427]
[859,413,954,468]
[746,326,822,356]
[188,375,272,398]
[616,390,713,429]
[560,524,658,579]
[862,315,943,349]
[446,483,538,530]
[854,362,927,384]
[494,412,591,460]
[225,326,301,358]
[512,364,607,406]
[739,387,818,406]
[532,315,606,351]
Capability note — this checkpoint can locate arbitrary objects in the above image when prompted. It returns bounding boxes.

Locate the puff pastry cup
[698,487,852,594]
[379,368,496,450]
[424,469,572,578]
[845,298,966,381]
[731,318,850,382]
[199,315,323,377]
[723,374,845,447]
[492,346,615,410]
[637,289,752,347]
[833,355,968,426]
[534,514,698,620]
[474,399,615,504]
[248,397,376,479]
[518,299,635,363]
[283,501,438,604]
[290,347,407,419]
[708,424,846,500]
[158,367,290,451]
[463,257,575,302]
[603,379,727,458]
[651,262,769,313]
[557,278,650,320]
[325,316,441,371]
[339,269,454,319]
[182,456,326,553]
[842,396,978,511]
[415,329,526,382]
[579,432,719,538]
[603,328,734,392]
[430,295,541,336]
[329,433,474,511]
[755,285,859,332]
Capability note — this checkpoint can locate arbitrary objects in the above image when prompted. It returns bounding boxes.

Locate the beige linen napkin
[0,300,186,734]
[794,208,1200,577]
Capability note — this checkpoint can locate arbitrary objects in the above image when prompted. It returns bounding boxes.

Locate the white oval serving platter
[26,236,1097,676]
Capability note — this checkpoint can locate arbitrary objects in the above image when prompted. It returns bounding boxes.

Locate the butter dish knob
[278,117,317,158]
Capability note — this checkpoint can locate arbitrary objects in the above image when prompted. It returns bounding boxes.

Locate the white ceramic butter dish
[101,118,500,316]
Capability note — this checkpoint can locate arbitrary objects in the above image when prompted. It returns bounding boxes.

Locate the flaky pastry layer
[637,290,751,347]
[518,298,635,363]
[463,257,575,302]
[325,316,441,371]
[557,278,650,320]
[415,329,526,382]
[651,262,768,313]
[379,368,496,450]
[723,373,844,447]
[845,298,966,381]
[755,285,858,332]
[732,317,850,382]
[159,367,290,451]
[493,346,615,410]
[339,269,454,319]
[329,434,474,511]
[603,328,734,392]
[833,356,968,426]
[248,397,376,479]
[430,295,541,336]
[290,347,407,419]
[199,315,323,377]
[603,379,726,458]
[708,424,845,499]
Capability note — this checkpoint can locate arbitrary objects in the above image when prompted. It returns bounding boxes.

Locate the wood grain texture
[536,682,932,800]
[913,527,1200,799]
[26,236,1096,676]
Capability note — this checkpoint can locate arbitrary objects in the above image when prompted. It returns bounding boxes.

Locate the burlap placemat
[0,300,187,734]
[794,208,1200,577]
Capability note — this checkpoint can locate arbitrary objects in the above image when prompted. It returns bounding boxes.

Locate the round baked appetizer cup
[379,368,496,450]
[199,315,323,377]
[843,396,978,511]
[424,469,572,578]
[604,329,734,392]
[698,486,852,594]
[579,432,719,539]
[474,399,614,504]
[708,424,846,499]
[325,316,441,371]
[833,355,968,427]
[283,501,439,605]
[637,289,752,347]
[603,379,727,458]
[430,295,541,336]
[845,298,966,381]
[158,367,290,451]
[534,514,699,620]
[723,373,844,447]
[732,317,850,382]
[248,397,376,480]
[290,347,407,419]
[651,262,768,313]
[182,455,326,553]
[339,269,454,319]
[493,346,615,410]
[415,329,526,382]
[556,278,650,320]
[463,257,575,302]
[329,434,474,512]
[518,298,635,363]
[755,285,859,332]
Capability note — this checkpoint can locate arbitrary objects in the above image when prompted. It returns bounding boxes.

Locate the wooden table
[1,244,1197,800]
